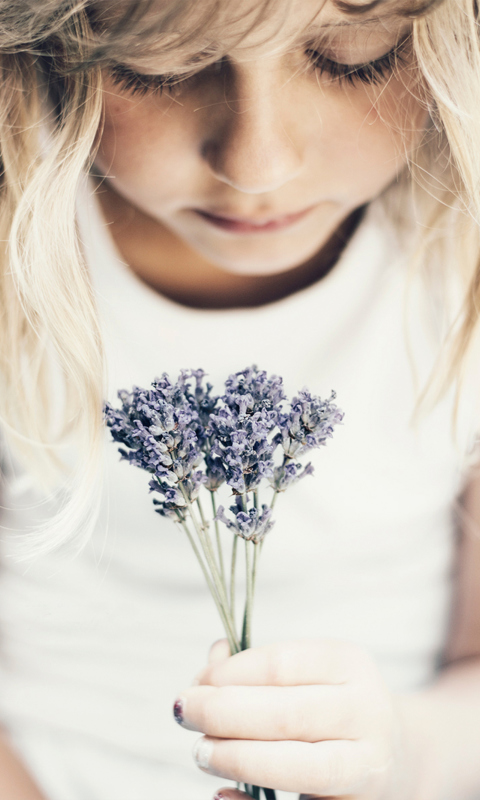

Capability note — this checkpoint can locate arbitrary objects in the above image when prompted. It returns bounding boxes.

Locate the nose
[201,63,303,194]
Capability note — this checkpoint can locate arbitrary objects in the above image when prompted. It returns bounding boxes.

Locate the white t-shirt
[0,181,477,800]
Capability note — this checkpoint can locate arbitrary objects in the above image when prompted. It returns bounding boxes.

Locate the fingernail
[173,698,184,725]
[213,794,224,800]
[193,736,214,770]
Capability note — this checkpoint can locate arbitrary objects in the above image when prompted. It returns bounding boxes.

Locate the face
[95,0,427,276]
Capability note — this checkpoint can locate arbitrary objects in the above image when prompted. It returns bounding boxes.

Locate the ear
[208,638,231,664]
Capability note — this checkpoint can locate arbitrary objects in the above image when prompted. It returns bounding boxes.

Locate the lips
[193,205,315,234]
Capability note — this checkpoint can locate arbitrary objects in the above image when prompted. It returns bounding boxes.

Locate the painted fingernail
[213,794,224,800]
[193,736,214,770]
[173,698,184,725]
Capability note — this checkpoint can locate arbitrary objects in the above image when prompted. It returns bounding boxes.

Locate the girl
[1,0,480,799]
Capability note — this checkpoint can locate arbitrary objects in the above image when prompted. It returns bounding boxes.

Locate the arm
[0,729,48,800]
[176,471,480,800]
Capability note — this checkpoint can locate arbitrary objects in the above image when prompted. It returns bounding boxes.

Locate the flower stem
[252,541,259,600]
[196,497,222,588]
[180,486,239,652]
[178,518,236,654]
[210,491,226,590]
[244,539,253,650]
[230,534,238,623]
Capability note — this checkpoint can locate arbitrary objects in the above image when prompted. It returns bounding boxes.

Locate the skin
[94,0,425,307]
[176,484,480,800]
[93,1,480,798]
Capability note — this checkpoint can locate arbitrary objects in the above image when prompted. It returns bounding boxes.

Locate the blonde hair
[0,0,479,557]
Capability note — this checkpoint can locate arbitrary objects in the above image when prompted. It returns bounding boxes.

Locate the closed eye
[306,37,409,87]
[108,64,192,96]
[108,37,409,97]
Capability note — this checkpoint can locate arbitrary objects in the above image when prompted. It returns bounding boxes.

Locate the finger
[193,736,372,796]
[212,790,248,800]
[176,683,362,741]
[192,639,231,686]
[209,639,231,665]
[196,639,375,688]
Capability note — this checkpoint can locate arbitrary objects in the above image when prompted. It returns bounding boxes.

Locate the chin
[189,236,329,277]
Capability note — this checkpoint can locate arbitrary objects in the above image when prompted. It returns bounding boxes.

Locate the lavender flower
[203,453,228,492]
[104,374,209,518]
[271,460,315,492]
[204,366,286,494]
[215,497,275,543]
[149,471,206,520]
[177,368,219,428]
[208,405,277,493]
[275,389,344,459]
[224,366,286,413]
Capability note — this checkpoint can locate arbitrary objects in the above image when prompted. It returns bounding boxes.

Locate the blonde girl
[1,0,480,799]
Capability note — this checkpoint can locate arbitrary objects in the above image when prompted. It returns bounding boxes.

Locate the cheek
[316,77,427,199]
[96,94,199,199]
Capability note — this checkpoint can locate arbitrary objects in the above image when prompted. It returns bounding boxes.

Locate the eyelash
[109,43,405,97]
[306,45,405,87]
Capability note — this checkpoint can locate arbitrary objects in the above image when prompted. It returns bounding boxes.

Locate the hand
[174,639,408,800]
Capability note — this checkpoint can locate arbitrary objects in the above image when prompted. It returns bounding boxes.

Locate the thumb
[208,638,231,664]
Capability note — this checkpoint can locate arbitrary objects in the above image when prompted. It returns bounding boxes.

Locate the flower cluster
[104,371,211,520]
[104,366,343,536]
[105,366,343,800]
[206,366,286,496]
[275,389,344,458]
[270,460,315,492]
[215,497,274,543]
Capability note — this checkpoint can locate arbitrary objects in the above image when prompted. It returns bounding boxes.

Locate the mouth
[192,205,316,234]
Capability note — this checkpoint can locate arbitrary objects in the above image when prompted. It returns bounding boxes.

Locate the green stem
[178,518,236,653]
[230,534,238,622]
[210,491,226,590]
[181,486,239,652]
[252,540,259,601]
[197,497,222,587]
[244,539,253,650]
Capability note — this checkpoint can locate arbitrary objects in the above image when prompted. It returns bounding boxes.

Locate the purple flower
[202,366,287,495]
[208,405,277,494]
[215,497,275,543]
[149,470,206,519]
[275,390,343,458]
[224,366,286,414]
[104,376,206,476]
[271,460,314,492]
[104,374,210,516]
[177,368,219,428]
[204,453,228,491]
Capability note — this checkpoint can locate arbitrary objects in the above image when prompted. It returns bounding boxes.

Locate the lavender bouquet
[104,366,343,800]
